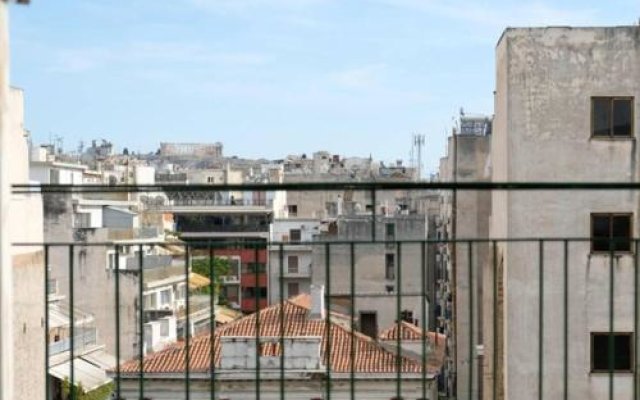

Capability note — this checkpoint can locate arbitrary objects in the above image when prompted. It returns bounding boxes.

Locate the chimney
[309,285,325,320]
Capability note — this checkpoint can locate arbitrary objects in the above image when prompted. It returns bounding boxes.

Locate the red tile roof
[120,294,427,375]
[379,321,447,372]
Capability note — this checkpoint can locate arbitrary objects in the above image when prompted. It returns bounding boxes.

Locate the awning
[189,272,211,290]
[49,358,111,392]
[81,349,116,370]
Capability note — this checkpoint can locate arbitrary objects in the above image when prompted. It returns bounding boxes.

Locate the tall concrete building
[437,123,492,399]
[487,26,640,399]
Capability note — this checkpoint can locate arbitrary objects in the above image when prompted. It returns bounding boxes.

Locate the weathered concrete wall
[439,133,492,400]
[117,377,438,400]
[312,216,428,335]
[492,26,640,400]
[12,251,45,400]
[7,85,45,398]
[44,193,140,361]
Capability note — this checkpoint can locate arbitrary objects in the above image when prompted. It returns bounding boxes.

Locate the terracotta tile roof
[119,294,425,375]
[379,321,447,373]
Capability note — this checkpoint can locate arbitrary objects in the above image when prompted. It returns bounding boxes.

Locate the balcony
[49,328,98,356]
[220,275,240,284]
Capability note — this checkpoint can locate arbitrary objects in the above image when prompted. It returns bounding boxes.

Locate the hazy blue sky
[8,0,638,172]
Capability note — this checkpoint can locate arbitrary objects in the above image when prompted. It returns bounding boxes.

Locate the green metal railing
[11,181,640,399]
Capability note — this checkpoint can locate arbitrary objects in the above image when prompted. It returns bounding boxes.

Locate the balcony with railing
[13,180,640,400]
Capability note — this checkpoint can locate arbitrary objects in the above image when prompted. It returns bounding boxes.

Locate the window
[287,282,299,297]
[144,293,157,310]
[591,213,632,252]
[592,97,633,138]
[107,252,116,270]
[160,289,171,306]
[288,256,299,274]
[160,319,169,337]
[290,229,302,243]
[287,205,298,217]
[243,287,268,299]
[246,263,266,273]
[385,254,395,280]
[360,312,378,338]
[385,223,396,239]
[591,332,633,372]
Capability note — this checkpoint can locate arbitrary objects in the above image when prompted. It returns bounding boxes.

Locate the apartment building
[485,26,640,399]
[268,218,323,302]
[437,120,492,399]
[166,167,286,313]
[312,214,428,339]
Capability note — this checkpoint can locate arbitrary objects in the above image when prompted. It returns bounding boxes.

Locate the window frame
[287,282,300,297]
[289,229,302,243]
[590,213,633,254]
[385,253,395,280]
[287,255,299,274]
[590,332,634,373]
[591,96,634,139]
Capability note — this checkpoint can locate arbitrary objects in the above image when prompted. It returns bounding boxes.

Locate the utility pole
[1,3,29,400]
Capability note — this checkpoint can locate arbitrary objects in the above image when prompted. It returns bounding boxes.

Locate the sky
[7,0,639,173]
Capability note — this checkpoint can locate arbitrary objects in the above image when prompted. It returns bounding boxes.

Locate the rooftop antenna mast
[413,133,425,181]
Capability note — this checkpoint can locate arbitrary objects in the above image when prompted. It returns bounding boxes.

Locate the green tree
[191,257,231,299]
[62,378,114,400]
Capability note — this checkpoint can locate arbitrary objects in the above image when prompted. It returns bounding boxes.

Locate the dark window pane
[612,215,631,251]
[613,99,633,137]
[592,215,610,251]
[592,333,633,371]
[593,98,611,136]
[615,335,632,370]
[593,334,610,370]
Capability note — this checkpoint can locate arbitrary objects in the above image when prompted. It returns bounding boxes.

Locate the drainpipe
[0,2,14,399]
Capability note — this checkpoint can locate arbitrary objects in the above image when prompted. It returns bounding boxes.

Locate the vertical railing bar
[254,244,261,400]
[325,242,332,400]
[278,243,285,400]
[44,245,50,400]
[349,242,356,400]
[563,240,569,400]
[138,244,144,400]
[209,242,215,400]
[538,240,544,400]
[185,244,191,400]
[608,241,614,400]
[69,245,75,400]
[468,241,474,400]
[421,241,427,400]
[396,241,402,400]
[635,239,639,400]
[492,240,498,400]
[114,245,121,399]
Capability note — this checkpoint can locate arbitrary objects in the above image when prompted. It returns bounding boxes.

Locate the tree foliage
[62,378,114,400]
[191,257,231,298]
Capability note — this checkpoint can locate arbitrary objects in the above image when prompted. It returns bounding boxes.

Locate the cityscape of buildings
[2,2,640,400]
